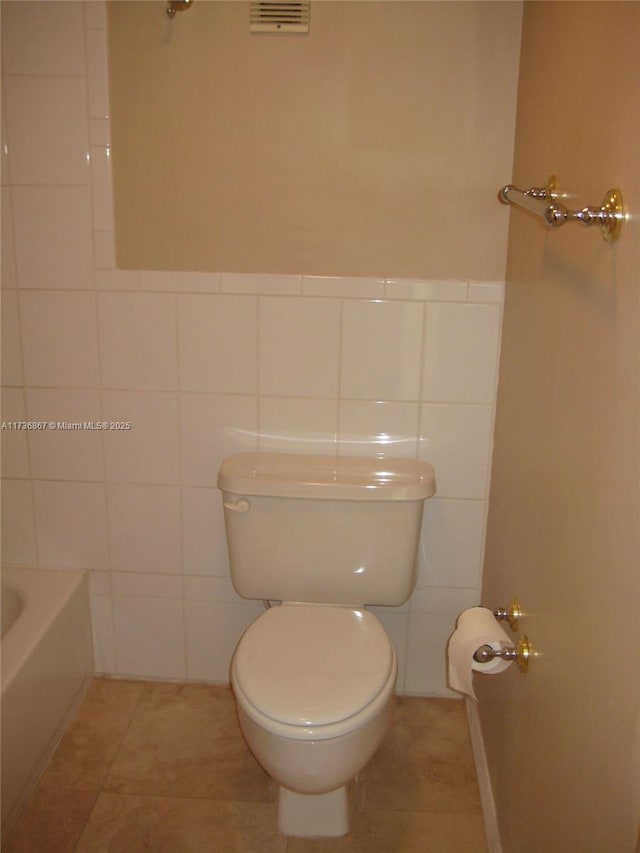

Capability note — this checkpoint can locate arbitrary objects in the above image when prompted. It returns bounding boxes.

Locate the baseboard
[466,698,503,853]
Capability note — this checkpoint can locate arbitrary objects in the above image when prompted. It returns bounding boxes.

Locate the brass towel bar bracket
[166,0,193,19]
[499,175,625,243]
[493,596,522,632]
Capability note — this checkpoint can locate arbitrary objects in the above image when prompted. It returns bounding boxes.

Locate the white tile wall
[107,484,182,574]
[340,300,424,401]
[26,388,104,481]
[102,391,181,483]
[338,400,419,458]
[259,297,342,397]
[20,291,100,386]
[0,1,504,696]
[33,480,109,570]
[178,295,258,394]
[1,388,29,478]
[4,75,90,185]
[12,187,94,288]
[98,292,178,390]
[1,289,23,385]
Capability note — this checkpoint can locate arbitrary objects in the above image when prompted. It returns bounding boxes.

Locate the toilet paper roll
[447,607,514,701]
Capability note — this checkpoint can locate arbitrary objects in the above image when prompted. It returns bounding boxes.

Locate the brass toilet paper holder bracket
[493,596,522,632]
[473,635,531,674]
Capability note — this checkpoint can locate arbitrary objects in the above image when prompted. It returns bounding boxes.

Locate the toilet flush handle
[223,498,251,513]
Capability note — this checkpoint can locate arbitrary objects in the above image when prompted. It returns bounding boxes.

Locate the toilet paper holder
[493,596,522,632]
[473,634,531,674]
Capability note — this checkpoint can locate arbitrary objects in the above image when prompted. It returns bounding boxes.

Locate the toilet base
[277,777,360,837]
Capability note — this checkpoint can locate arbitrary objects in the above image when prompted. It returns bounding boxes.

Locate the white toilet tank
[217,453,436,606]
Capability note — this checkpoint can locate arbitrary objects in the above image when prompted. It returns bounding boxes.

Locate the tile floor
[3,679,488,852]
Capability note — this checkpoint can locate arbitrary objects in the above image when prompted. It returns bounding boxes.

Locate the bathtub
[1,567,94,837]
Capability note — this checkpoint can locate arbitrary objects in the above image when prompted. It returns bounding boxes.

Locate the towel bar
[499,175,624,243]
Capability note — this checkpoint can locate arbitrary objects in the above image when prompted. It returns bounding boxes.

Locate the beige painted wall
[107,0,521,279]
[480,3,639,851]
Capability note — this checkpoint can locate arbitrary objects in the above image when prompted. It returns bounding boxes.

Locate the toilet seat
[232,603,396,741]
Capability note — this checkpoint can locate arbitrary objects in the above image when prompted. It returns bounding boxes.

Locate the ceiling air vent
[250,1,310,34]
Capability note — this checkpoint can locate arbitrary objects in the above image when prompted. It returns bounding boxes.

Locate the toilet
[217,452,435,837]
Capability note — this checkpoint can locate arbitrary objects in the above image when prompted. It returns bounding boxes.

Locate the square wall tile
[112,572,183,598]
[258,397,338,454]
[182,487,230,576]
[93,229,115,269]
[140,270,220,292]
[33,480,108,569]
[185,599,263,682]
[180,393,257,487]
[405,610,461,696]
[340,300,424,401]
[422,303,502,403]
[259,297,340,397]
[419,403,494,499]
[90,145,113,230]
[12,187,94,289]
[417,498,487,589]
[302,276,384,299]
[20,291,100,388]
[88,570,111,597]
[467,281,505,303]
[113,595,185,680]
[1,99,10,187]
[26,389,104,481]
[1,389,29,478]
[102,391,180,484]
[178,294,257,394]
[184,575,239,603]
[95,270,141,291]
[366,608,409,693]
[89,117,110,147]
[1,289,23,386]
[410,586,479,615]
[4,76,89,185]
[107,484,182,574]
[84,1,107,30]
[385,278,468,302]
[85,27,109,119]
[338,400,419,458]
[0,479,37,565]
[405,587,480,697]
[221,272,301,295]
[1,190,17,287]
[98,292,178,390]
[1,1,86,75]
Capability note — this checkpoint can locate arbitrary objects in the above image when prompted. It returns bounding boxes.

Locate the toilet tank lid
[217,453,435,501]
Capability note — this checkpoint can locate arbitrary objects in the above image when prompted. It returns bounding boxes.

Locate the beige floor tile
[4,682,487,852]
[74,792,287,853]
[2,788,97,853]
[361,697,482,813]
[38,678,146,792]
[104,682,271,802]
[287,807,488,853]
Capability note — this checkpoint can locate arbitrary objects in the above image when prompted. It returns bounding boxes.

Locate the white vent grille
[250,1,310,33]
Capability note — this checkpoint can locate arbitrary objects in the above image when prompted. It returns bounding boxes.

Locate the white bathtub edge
[1,566,94,838]
[1,567,89,693]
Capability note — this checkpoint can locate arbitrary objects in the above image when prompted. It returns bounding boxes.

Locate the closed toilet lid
[233,604,394,727]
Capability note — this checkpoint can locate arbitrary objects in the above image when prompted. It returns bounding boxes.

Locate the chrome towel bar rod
[499,175,625,243]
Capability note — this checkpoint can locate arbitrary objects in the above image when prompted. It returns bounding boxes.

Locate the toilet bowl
[231,602,397,836]
[217,452,436,836]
